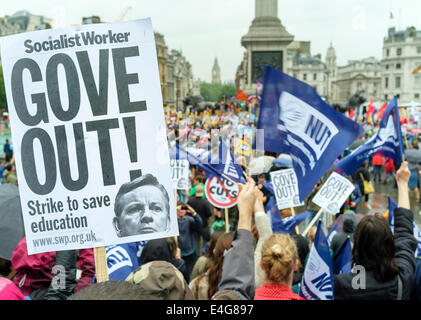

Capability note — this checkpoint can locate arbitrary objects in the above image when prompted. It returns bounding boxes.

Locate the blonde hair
[261,234,297,284]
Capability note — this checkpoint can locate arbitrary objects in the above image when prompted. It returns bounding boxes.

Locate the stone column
[255,0,278,18]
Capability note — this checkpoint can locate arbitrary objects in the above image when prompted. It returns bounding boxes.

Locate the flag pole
[302,207,324,237]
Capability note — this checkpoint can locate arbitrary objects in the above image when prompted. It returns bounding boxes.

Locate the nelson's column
[237,0,294,95]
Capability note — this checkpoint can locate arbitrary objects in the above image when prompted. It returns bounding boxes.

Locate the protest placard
[0,18,178,254]
[170,159,189,190]
[312,172,355,215]
[270,169,303,210]
[205,176,239,209]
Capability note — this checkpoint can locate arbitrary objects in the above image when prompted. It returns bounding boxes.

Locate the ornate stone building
[331,57,381,105]
[381,27,421,104]
[286,41,329,98]
[0,10,52,36]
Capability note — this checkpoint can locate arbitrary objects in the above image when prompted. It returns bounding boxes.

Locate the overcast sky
[2,0,421,83]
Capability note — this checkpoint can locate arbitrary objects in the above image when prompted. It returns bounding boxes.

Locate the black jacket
[188,197,212,228]
[334,208,417,300]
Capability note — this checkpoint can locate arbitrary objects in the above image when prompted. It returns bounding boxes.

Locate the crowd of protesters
[1,102,421,301]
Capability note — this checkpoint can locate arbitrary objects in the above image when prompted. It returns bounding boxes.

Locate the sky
[2,0,421,83]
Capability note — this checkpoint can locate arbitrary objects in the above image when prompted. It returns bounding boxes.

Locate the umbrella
[0,184,25,260]
[273,154,293,168]
[248,156,275,175]
[328,212,365,233]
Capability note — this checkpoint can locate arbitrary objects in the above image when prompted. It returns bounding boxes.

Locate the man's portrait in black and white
[113,173,171,237]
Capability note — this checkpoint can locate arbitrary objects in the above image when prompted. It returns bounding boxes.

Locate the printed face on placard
[113,181,170,237]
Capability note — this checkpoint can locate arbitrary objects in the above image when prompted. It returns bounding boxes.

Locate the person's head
[113,174,170,237]
[195,232,234,299]
[68,280,149,300]
[140,238,174,266]
[165,237,179,258]
[342,210,357,237]
[260,234,298,286]
[177,202,188,219]
[257,174,266,184]
[193,175,205,185]
[352,215,399,283]
[412,139,419,149]
[204,231,224,258]
[213,207,222,219]
[291,234,310,276]
[195,185,204,198]
[5,139,9,144]
[125,261,194,300]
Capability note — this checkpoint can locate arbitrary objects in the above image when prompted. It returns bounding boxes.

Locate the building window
[386,49,390,57]
[313,73,317,81]
[415,93,420,99]
[385,94,388,100]
[396,94,400,99]
[414,75,421,89]
[397,48,402,56]
[395,77,401,88]
[385,64,389,70]
[385,77,389,89]
[396,63,401,69]
[303,73,307,81]
[418,47,421,54]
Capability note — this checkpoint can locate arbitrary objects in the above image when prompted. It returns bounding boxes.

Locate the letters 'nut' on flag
[257,66,363,202]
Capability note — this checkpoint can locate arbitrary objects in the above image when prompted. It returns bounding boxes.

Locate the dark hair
[352,215,399,283]
[192,232,234,299]
[206,232,234,299]
[194,175,205,184]
[204,231,224,258]
[114,173,170,218]
[68,281,146,300]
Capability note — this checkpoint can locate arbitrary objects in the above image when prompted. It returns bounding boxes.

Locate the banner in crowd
[336,97,404,175]
[0,19,178,254]
[170,160,189,190]
[270,169,303,210]
[258,66,363,202]
[333,237,352,275]
[327,224,338,246]
[300,220,334,300]
[312,172,355,215]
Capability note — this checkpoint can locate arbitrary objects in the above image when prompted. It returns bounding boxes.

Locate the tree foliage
[200,82,236,102]
[0,66,7,110]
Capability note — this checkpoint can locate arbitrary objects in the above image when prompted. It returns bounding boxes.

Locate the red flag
[348,108,355,119]
[376,103,387,121]
[235,90,249,102]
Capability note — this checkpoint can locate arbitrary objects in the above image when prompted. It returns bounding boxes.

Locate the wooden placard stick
[290,207,299,234]
[94,246,109,283]
[225,208,229,233]
[302,207,324,237]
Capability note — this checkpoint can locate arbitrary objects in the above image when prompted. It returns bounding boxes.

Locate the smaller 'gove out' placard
[270,169,303,210]
[312,172,355,215]
[170,159,189,190]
